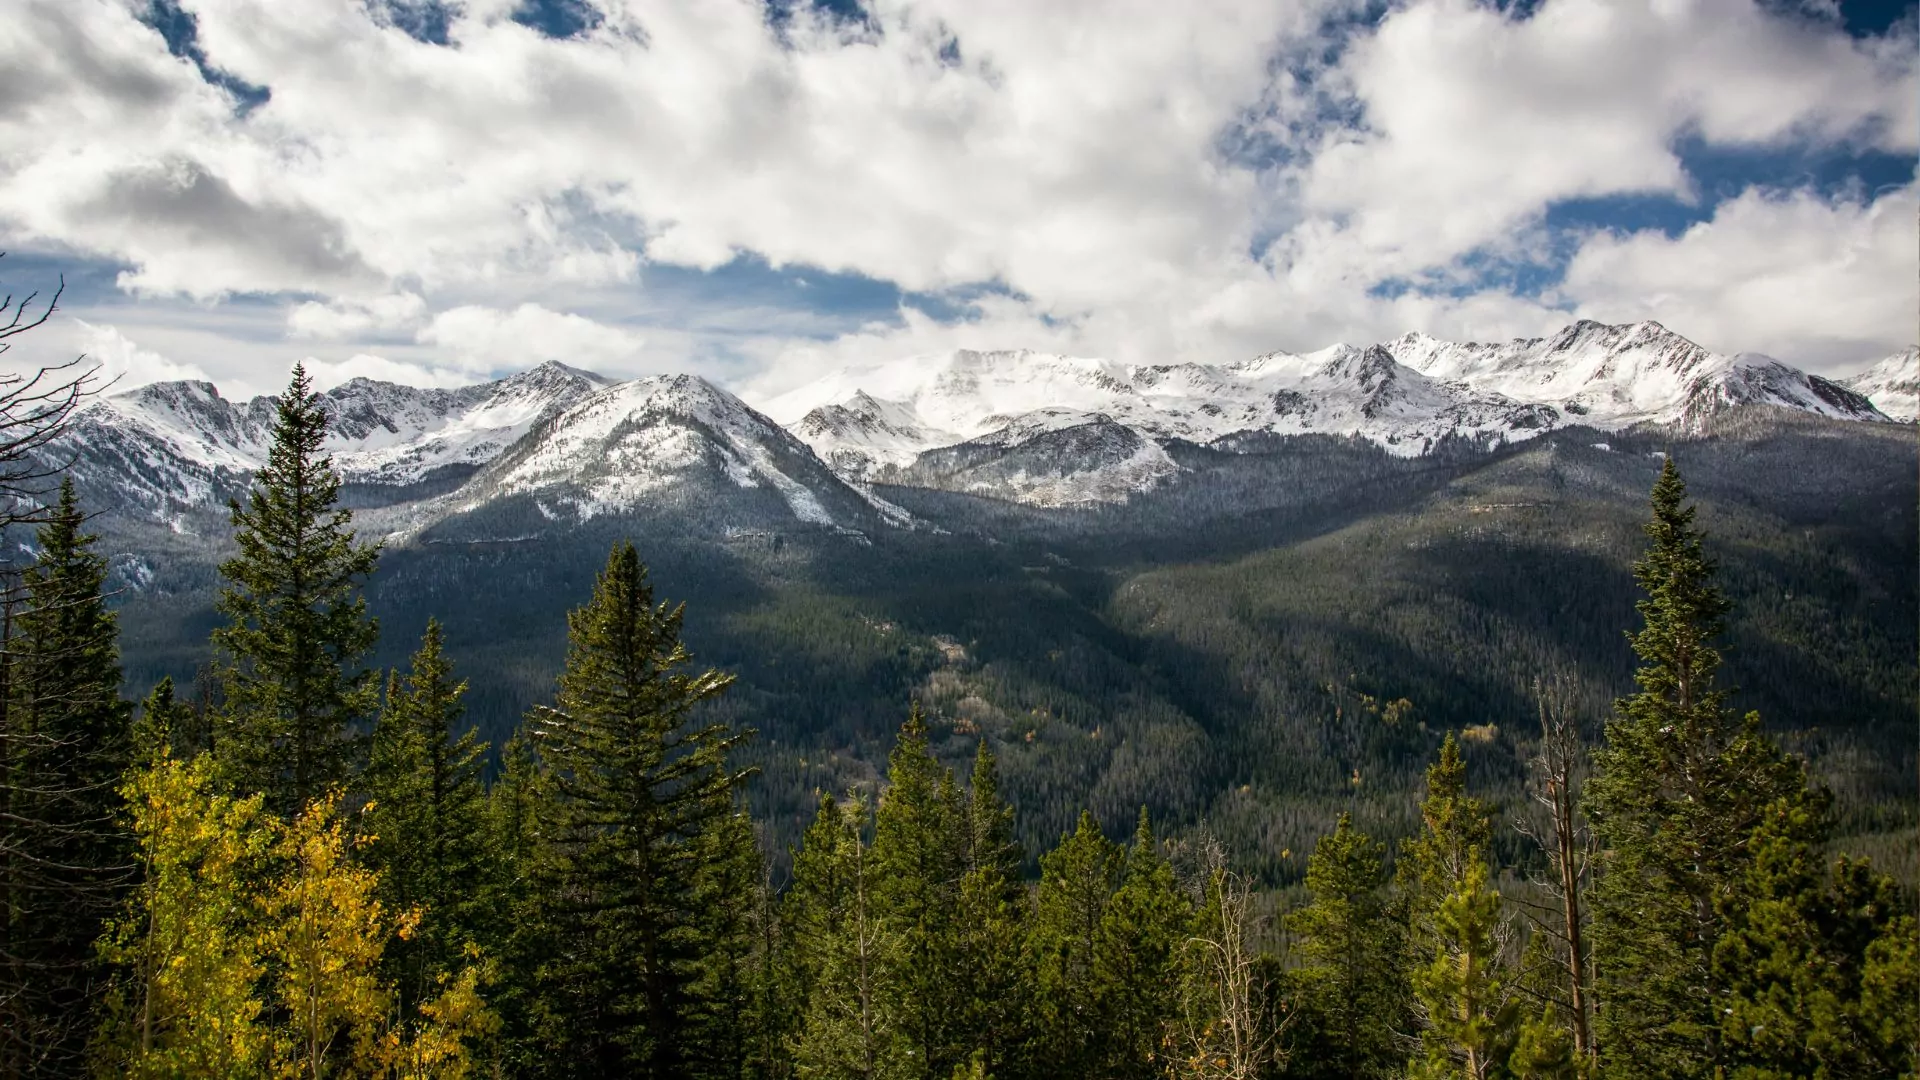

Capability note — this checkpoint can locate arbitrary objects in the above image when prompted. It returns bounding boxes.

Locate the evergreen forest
[4,367,1917,1080]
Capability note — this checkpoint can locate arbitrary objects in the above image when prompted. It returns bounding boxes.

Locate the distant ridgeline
[6,362,1915,1078]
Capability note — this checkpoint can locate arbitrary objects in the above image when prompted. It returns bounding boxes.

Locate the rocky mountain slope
[1841,346,1919,422]
[759,320,1888,506]
[54,319,1901,532]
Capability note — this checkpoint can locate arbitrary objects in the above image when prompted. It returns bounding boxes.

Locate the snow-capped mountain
[52,318,1901,532]
[757,320,1883,506]
[1388,320,1881,429]
[56,361,610,525]
[1840,346,1918,422]
[420,373,910,534]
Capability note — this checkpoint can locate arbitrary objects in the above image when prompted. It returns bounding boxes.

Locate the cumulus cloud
[302,351,476,391]
[288,292,428,339]
[0,0,1911,388]
[70,320,212,390]
[1561,182,1920,368]
[417,303,648,371]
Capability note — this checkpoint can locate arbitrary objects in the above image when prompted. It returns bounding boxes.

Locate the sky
[0,0,1914,401]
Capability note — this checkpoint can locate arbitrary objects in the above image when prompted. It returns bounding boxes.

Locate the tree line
[0,363,1914,1078]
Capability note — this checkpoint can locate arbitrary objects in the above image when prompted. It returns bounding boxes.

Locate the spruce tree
[1285,813,1406,1080]
[1027,810,1120,1077]
[0,479,133,1078]
[1402,734,1523,1078]
[1097,809,1189,1080]
[953,740,1032,1077]
[362,619,489,1012]
[523,540,750,1079]
[870,705,966,1080]
[1584,458,1810,1078]
[212,362,380,814]
[787,792,891,1080]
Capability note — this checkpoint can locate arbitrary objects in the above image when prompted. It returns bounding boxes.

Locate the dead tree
[0,256,104,531]
[1512,672,1597,1066]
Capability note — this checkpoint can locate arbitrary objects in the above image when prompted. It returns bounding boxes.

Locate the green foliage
[870,706,968,1079]
[1403,734,1524,1079]
[520,540,751,1078]
[1098,810,1190,1080]
[363,619,489,1013]
[1028,810,1121,1076]
[786,792,891,1079]
[953,741,1034,1078]
[1285,813,1407,1080]
[212,363,381,814]
[1585,458,1822,1078]
[0,480,133,1076]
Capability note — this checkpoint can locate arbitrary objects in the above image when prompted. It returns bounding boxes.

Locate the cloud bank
[0,0,1911,394]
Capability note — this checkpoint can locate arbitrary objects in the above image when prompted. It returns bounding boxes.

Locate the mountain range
[53,317,1918,868]
[54,319,1915,532]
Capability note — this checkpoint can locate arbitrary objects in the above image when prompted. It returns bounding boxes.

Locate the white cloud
[1561,182,1920,369]
[0,0,1912,384]
[70,320,212,390]
[302,351,475,391]
[417,303,648,372]
[287,292,427,339]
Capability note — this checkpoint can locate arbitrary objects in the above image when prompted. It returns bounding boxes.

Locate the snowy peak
[447,373,910,530]
[1390,320,1884,427]
[1841,347,1919,422]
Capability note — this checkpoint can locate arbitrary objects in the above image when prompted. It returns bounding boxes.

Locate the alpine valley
[66,319,1919,873]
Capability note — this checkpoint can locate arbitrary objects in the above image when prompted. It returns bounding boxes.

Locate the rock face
[53,320,1901,527]
[758,320,1892,506]
[1840,346,1919,422]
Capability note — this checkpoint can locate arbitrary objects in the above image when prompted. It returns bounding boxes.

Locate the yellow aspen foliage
[95,748,276,1079]
[97,759,495,1079]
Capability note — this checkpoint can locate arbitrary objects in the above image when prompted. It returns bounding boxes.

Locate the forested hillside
[4,363,1914,1078]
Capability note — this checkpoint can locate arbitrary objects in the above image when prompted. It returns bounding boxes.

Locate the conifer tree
[1403,734,1522,1079]
[787,792,891,1080]
[1285,813,1406,1080]
[1098,809,1190,1080]
[0,480,132,1077]
[212,362,380,814]
[1027,810,1120,1077]
[1584,458,1811,1078]
[952,740,1032,1077]
[1713,797,1918,1077]
[686,808,767,1076]
[363,619,489,1012]
[870,705,966,1080]
[523,540,750,1079]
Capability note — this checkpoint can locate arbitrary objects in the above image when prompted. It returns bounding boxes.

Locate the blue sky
[0,0,1913,399]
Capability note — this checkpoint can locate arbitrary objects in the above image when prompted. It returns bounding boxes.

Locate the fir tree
[523,541,750,1079]
[1285,813,1406,1080]
[952,740,1031,1077]
[1584,458,1811,1078]
[1713,797,1918,1077]
[0,480,132,1077]
[1097,809,1189,1080]
[1403,734,1522,1079]
[870,705,967,1080]
[1027,810,1120,1077]
[363,619,489,1013]
[212,362,380,814]
[787,792,891,1080]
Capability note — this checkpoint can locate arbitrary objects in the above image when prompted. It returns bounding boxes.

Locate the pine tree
[686,808,767,1076]
[212,362,380,814]
[1403,734,1522,1079]
[480,727,546,1074]
[363,619,489,1013]
[952,740,1031,1077]
[1584,457,1811,1078]
[1285,813,1406,1080]
[787,792,891,1080]
[1098,809,1189,1080]
[1027,810,1120,1077]
[870,705,967,1080]
[0,479,133,1077]
[1713,797,1918,1077]
[523,541,750,1079]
